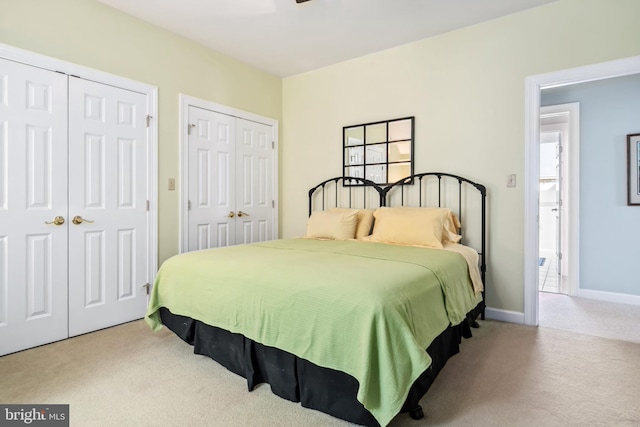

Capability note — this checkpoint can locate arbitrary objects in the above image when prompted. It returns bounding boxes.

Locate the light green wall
[4,0,639,315]
[282,0,640,314]
[1,0,282,265]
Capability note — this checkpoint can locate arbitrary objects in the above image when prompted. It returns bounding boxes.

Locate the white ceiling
[98,0,557,77]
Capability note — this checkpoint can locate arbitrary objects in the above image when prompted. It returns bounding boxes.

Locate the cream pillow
[330,208,375,239]
[443,212,462,244]
[368,207,452,248]
[305,210,359,240]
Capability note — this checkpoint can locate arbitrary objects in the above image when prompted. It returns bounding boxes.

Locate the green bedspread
[145,238,481,426]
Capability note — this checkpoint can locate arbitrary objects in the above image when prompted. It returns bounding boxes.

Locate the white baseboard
[484,307,525,324]
[576,288,640,306]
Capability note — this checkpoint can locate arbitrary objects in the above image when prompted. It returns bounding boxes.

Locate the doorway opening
[538,129,561,293]
[524,55,640,326]
[538,103,577,295]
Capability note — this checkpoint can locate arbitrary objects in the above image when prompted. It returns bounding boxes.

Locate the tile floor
[539,251,560,293]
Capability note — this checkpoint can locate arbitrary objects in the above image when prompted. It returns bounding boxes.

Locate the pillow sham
[329,208,375,239]
[443,211,462,244]
[367,207,454,248]
[305,210,359,240]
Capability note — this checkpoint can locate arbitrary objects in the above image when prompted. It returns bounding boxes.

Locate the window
[343,117,414,185]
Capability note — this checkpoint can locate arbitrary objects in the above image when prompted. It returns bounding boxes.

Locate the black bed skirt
[159,303,483,426]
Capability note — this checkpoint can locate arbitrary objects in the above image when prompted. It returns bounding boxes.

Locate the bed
[145,172,487,426]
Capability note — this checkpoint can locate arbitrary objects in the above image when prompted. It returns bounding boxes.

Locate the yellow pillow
[369,207,452,248]
[305,210,358,240]
[330,208,375,239]
[443,212,462,244]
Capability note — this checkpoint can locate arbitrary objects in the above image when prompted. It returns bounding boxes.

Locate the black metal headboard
[308,172,487,320]
[308,176,385,214]
[382,172,487,287]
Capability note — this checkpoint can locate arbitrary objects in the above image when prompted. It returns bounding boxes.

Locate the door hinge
[146,115,152,128]
[558,252,563,260]
[146,200,150,211]
[143,283,151,295]
[272,141,275,149]
[188,200,192,210]
[272,200,275,208]
[188,124,196,135]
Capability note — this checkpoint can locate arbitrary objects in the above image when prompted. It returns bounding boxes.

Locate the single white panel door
[187,106,236,250]
[67,77,149,337]
[235,118,275,244]
[0,58,69,356]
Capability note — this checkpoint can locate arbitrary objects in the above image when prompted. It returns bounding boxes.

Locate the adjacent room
[1,0,640,425]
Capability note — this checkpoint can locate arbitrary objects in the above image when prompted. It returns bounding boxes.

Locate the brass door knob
[237,211,250,217]
[227,211,235,218]
[72,215,94,225]
[45,216,65,226]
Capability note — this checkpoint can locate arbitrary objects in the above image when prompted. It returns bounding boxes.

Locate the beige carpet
[539,291,640,344]
[1,319,639,426]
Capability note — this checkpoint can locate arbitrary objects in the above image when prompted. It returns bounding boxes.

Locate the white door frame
[179,94,279,253]
[524,55,640,326]
[0,42,159,289]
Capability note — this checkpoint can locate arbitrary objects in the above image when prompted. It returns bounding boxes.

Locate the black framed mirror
[343,117,414,185]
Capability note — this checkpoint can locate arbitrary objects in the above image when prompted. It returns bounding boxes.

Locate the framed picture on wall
[628,133,640,206]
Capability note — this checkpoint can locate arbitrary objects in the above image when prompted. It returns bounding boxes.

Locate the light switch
[506,174,516,188]
[168,178,175,191]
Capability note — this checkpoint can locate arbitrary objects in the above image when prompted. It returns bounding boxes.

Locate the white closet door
[67,77,149,337]
[0,58,69,356]
[187,106,236,250]
[235,118,275,244]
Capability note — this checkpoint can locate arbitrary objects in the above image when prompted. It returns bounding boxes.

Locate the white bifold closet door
[0,58,69,355]
[0,58,149,356]
[187,106,275,251]
[67,77,148,337]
